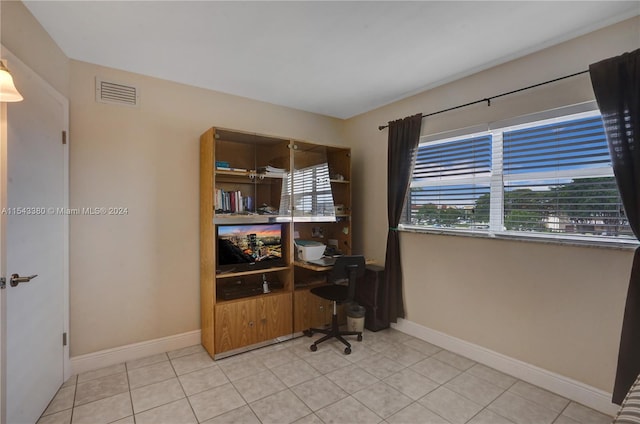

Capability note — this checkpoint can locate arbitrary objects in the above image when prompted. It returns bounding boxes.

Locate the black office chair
[304,255,365,354]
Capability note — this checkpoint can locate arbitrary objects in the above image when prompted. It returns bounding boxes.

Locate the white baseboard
[392,319,619,416]
[70,330,201,376]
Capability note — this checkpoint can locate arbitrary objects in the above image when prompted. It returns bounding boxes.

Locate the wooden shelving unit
[200,127,351,358]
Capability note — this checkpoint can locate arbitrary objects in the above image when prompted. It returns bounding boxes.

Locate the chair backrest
[329,255,365,301]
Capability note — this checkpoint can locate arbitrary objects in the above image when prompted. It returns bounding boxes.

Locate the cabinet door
[256,293,292,342]
[312,295,333,328]
[293,290,311,333]
[214,299,257,353]
[290,142,335,219]
[294,289,333,332]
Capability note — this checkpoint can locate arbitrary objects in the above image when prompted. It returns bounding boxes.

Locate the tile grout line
[483,377,521,424]
[504,383,569,420]
[278,378,315,422]
[166,352,199,423]
[70,375,78,424]
[257,344,322,422]
[459,388,512,424]
[399,374,454,424]
[337,335,491,423]
[223,361,262,422]
[131,354,187,419]
[124,360,136,424]
[555,399,578,424]
[380,338,497,424]
[306,343,397,423]
[241,346,314,423]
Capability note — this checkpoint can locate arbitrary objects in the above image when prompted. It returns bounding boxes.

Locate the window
[401,105,635,245]
[408,134,492,229]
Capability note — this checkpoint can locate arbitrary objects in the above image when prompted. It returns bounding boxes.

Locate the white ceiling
[24,1,640,119]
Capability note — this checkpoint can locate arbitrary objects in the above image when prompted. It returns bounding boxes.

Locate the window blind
[502,115,631,237]
[408,135,492,228]
[503,177,630,236]
[503,116,611,175]
[413,135,492,181]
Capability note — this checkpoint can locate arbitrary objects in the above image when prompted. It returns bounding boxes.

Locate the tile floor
[37,328,613,424]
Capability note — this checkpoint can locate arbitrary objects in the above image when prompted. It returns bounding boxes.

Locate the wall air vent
[95,77,139,107]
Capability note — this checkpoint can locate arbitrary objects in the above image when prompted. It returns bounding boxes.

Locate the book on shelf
[214,189,253,213]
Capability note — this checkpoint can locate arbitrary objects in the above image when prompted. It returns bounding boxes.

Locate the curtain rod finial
[378,125,388,131]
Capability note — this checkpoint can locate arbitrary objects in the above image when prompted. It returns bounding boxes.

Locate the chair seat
[311,284,349,302]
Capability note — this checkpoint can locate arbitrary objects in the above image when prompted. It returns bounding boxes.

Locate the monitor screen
[216,223,284,273]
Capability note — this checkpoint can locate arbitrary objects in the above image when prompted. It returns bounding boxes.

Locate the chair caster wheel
[303,330,313,337]
[357,334,363,342]
[310,344,317,352]
[344,347,351,355]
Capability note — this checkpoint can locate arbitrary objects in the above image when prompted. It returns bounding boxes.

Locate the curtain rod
[378,69,590,131]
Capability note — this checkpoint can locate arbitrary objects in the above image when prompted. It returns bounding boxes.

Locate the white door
[0,49,68,424]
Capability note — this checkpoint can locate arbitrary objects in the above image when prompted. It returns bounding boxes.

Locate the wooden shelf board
[216,169,251,176]
[213,214,290,224]
[294,260,332,272]
[216,266,290,279]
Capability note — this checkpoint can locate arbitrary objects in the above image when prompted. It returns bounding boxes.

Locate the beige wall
[344,16,639,392]
[69,60,345,355]
[0,1,69,97]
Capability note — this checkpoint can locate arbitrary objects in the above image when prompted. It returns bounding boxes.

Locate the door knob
[10,273,38,287]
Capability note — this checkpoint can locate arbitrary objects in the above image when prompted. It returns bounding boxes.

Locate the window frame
[399,102,639,249]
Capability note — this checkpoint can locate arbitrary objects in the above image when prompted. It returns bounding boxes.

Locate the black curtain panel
[384,114,422,322]
[589,48,640,405]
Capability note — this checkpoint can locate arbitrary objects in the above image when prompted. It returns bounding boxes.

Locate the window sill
[398,225,639,251]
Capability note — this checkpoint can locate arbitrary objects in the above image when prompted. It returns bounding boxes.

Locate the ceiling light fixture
[0,60,24,102]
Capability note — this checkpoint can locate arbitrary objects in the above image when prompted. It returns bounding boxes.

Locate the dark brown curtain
[589,48,640,405]
[384,114,422,322]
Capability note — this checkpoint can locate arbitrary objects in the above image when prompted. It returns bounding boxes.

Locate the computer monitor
[329,255,365,300]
